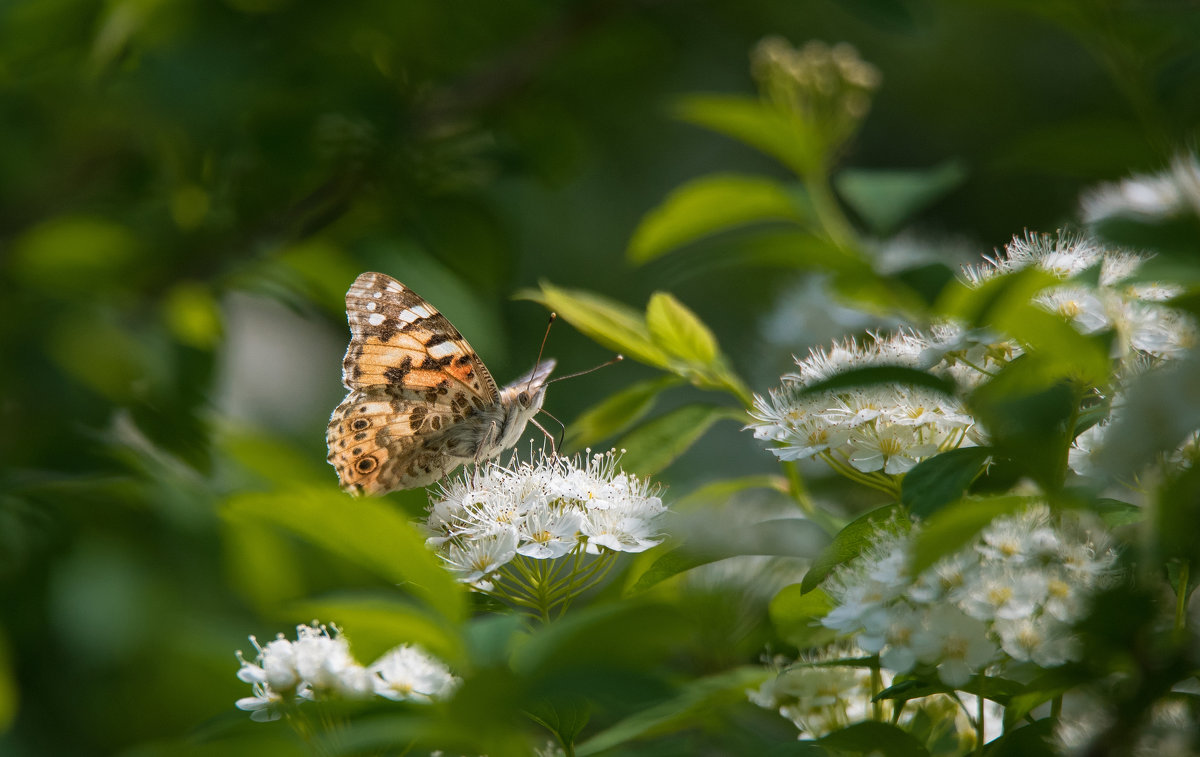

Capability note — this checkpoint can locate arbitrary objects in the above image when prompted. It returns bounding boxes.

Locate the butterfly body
[326,272,554,495]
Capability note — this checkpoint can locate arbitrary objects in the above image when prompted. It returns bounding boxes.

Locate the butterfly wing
[326,385,479,494]
[340,272,499,403]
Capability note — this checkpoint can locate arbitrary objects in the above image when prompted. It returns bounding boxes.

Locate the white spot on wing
[373,292,383,299]
[366,301,376,311]
[411,304,432,318]
[429,341,460,359]
[368,313,385,326]
[398,309,421,324]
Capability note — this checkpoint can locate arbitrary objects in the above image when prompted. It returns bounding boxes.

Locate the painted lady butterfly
[326,272,554,495]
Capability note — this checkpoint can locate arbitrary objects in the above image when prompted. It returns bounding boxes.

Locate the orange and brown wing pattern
[325,385,472,495]
[340,272,498,403]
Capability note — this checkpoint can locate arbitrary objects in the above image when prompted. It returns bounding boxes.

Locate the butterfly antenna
[526,312,557,393]
[546,354,624,385]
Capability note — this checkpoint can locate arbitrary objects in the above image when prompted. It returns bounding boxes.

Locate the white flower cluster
[747,654,881,737]
[821,506,1115,687]
[427,449,666,588]
[962,230,1196,361]
[747,652,996,744]
[1081,152,1200,224]
[748,328,993,477]
[235,623,459,721]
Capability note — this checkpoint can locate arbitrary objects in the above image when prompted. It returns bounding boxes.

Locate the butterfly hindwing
[326,385,474,494]
[341,272,498,401]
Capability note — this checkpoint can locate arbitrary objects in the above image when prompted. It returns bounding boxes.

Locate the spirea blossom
[821,506,1116,686]
[1081,152,1200,223]
[962,230,1196,360]
[749,329,989,479]
[235,623,458,720]
[427,450,666,609]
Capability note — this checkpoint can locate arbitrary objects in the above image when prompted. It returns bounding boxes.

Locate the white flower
[822,506,1117,684]
[1081,152,1200,222]
[429,450,665,581]
[993,616,1078,667]
[235,621,383,719]
[748,330,981,479]
[235,681,285,722]
[370,644,460,703]
[910,605,997,687]
[443,527,519,585]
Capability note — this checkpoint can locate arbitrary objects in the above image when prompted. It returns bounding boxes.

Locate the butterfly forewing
[341,272,498,400]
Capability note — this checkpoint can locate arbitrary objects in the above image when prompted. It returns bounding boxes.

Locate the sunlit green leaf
[565,375,682,451]
[645,291,720,365]
[674,94,821,176]
[628,173,806,262]
[910,495,1032,576]
[834,161,967,235]
[617,404,738,475]
[800,504,909,593]
[222,488,466,622]
[518,282,669,368]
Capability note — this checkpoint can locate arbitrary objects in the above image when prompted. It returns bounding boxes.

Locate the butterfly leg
[529,417,558,458]
[535,409,566,456]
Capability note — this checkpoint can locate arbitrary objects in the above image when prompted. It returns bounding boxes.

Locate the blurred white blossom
[820,506,1116,687]
[235,623,457,720]
[1082,153,1200,223]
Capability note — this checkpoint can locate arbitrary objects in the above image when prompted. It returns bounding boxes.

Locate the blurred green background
[0,0,1196,754]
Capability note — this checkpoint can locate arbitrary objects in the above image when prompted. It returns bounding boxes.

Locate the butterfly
[326,272,555,495]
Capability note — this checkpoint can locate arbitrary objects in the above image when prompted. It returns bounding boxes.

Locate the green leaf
[910,495,1032,576]
[626,518,828,594]
[616,404,736,475]
[674,94,821,177]
[221,488,466,622]
[938,268,1111,386]
[565,375,681,451]
[798,365,958,399]
[769,584,838,648]
[527,697,591,750]
[901,447,992,518]
[985,719,1057,756]
[968,361,1081,490]
[817,721,931,756]
[518,281,669,368]
[576,667,772,755]
[645,291,720,365]
[800,504,909,593]
[628,173,806,262]
[834,161,967,235]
